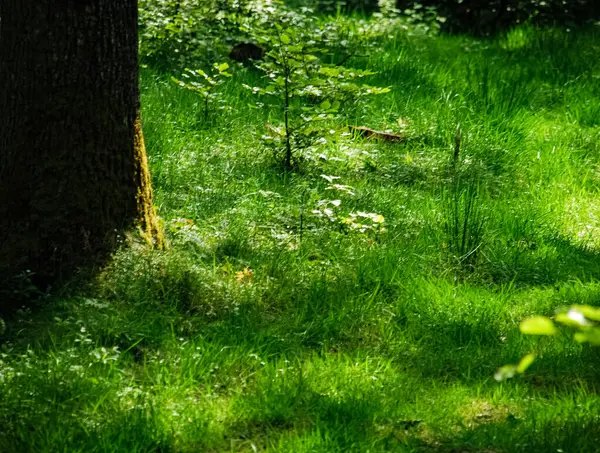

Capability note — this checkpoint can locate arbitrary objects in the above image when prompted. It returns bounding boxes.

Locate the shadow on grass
[485,233,600,287]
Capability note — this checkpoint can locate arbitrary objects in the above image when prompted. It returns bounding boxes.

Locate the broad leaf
[494,365,517,381]
[573,305,600,321]
[520,316,556,335]
[517,353,535,373]
[574,328,600,346]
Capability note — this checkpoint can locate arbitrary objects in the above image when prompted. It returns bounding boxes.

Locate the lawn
[2,17,600,453]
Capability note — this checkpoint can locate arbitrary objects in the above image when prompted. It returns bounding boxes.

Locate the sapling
[243,9,390,170]
[172,62,232,124]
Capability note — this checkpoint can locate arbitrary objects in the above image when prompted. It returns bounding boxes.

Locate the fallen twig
[349,126,404,143]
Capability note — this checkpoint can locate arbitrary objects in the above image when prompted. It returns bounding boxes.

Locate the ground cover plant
[2,3,600,452]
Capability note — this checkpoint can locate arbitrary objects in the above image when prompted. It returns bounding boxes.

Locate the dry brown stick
[349,126,405,143]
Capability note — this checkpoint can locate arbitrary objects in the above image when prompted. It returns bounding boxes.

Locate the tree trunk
[0,1,163,288]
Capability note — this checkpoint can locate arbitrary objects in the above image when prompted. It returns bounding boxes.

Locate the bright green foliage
[495,353,536,381]
[171,62,232,124]
[243,8,390,169]
[138,0,267,67]
[520,316,558,336]
[498,305,600,380]
[524,306,600,345]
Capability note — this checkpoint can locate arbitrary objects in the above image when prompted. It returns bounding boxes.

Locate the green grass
[2,21,600,452]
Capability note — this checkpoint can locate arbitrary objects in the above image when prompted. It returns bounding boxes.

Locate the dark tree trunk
[0,1,163,288]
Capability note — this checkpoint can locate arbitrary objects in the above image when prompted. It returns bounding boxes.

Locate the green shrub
[243,7,390,169]
[395,0,600,35]
[138,0,266,66]
[286,0,380,14]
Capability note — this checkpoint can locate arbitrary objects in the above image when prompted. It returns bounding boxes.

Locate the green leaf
[280,34,291,44]
[520,316,556,335]
[319,67,342,77]
[494,365,517,381]
[217,63,229,72]
[574,328,600,346]
[556,310,590,327]
[517,353,535,373]
[320,100,331,110]
[171,77,184,87]
[573,305,600,321]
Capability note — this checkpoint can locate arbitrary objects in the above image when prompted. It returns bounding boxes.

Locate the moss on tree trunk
[0,0,163,288]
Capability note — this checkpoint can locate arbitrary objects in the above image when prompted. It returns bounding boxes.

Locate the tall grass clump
[442,181,486,269]
[440,126,487,270]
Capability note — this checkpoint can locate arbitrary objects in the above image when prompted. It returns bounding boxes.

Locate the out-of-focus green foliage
[286,0,380,14]
[496,305,600,381]
[395,0,600,35]
[138,0,271,66]
[527,305,600,346]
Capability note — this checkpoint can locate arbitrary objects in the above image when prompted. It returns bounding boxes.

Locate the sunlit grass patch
[3,20,600,453]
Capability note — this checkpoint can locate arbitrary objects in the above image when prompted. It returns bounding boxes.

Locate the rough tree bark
[0,1,163,287]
